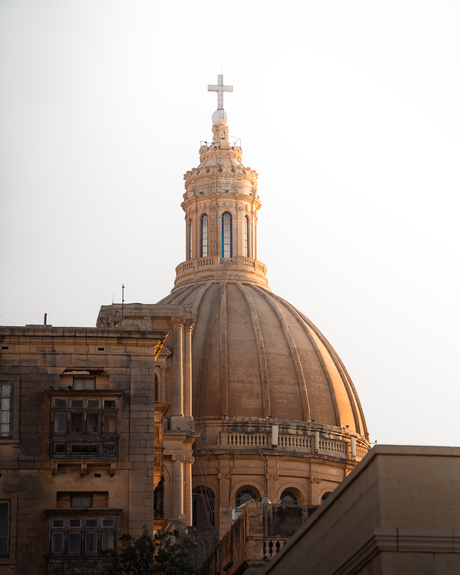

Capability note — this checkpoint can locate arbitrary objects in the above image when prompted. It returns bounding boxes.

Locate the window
[50,395,119,459]
[280,490,298,505]
[235,488,258,507]
[222,212,232,258]
[0,384,12,438]
[188,217,193,259]
[192,486,215,527]
[57,492,108,509]
[200,214,208,257]
[48,515,117,556]
[0,502,9,555]
[73,377,95,390]
[244,215,249,257]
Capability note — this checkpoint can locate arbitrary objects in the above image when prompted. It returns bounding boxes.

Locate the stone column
[172,455,184,519]
[184,321,195,422]
[170,320,184,430]
[184,453,194,525]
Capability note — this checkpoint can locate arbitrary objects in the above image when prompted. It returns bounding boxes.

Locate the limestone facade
[0,324,168,575]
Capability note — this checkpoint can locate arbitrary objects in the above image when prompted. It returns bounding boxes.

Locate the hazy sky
[1,1,459,447]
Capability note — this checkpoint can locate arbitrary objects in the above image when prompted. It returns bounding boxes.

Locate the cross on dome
[208,74,233,110]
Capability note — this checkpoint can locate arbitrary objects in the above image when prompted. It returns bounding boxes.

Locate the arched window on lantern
[244,215,249,257]
[222,212,232,258]
[201,214,208,257]
[188,218,193,260]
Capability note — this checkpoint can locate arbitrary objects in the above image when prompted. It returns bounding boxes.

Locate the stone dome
[158,279,368,438]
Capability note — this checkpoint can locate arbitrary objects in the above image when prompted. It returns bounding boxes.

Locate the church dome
[158,279,367,437]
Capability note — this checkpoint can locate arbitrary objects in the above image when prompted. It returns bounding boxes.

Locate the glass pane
[73,378,83,390]
[102,519,114,527]
[52,533,64,554]
[1,385,11,398]
[0,536,7,555]
[55,399,66,408]
[84,379,95,390]
[85,532,98,554]
[1,399,10,412]
[71,400,83,409]
[0,424,9,435]
[85,519,97,528]
[101,531,115,551]
[0,503,9,537]
[1,411,9,424]
[70,413,83,433]
[68,532,81,554]
[54,413,67,434]
[87,413,99,434]
[71,495,92,508]
[104,415,116,433]
[104,400,115,409]
[69,519,81,528]
[88,400,99,408]
[52,519,64,528]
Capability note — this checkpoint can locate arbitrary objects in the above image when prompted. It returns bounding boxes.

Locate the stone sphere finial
[212,109,228,126]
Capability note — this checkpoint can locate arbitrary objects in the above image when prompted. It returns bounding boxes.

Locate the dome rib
[262,287,368,437]
[259,287,342,427]
[219,282,229,417]
[253,285,311,421]
[237,282,271,417]
[194,283,219,419]
[190,282,212,318]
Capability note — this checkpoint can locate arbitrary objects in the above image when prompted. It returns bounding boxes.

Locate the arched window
[192,486,215,527]
[188,218,193,260]
[221,212,232,258]
[244,215,249,257]
[200,214,208,257]
[321,492,332,503]
[236,487,258,508]
[280,490,298,505]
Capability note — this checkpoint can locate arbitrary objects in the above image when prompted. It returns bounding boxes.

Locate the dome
[158,279,368,437]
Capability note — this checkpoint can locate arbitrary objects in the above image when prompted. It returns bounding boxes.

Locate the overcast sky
[1,0,459,447]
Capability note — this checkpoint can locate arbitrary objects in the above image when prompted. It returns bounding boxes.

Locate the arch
[234,485,261,508]
[280,490,298,505]
[192,486,215,527]
[188,217,193,260]
[200,214,209,257]
[244,215,249,257]
[276,484,307,505]
[221,212,232,258]
[321,490,333,503]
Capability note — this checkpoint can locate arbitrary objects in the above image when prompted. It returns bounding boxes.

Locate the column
[172,455,184,519]
[170,319,184,430]
[184,321,195,421]
[184,454,194,526]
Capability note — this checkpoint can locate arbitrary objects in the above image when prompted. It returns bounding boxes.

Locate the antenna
[121,284,125,322]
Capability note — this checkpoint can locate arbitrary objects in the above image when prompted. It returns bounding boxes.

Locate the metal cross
[208,74,233,110]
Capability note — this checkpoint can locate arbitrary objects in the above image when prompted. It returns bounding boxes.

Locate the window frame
[0,383,13,439]
[46,390,122,460]
[221,211,233,258]
[46,511,120,557]
[0,502,9,557]
[200,213,209,258]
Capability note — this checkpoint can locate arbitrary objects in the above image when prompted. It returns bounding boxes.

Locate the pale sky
[1,0,459,447]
